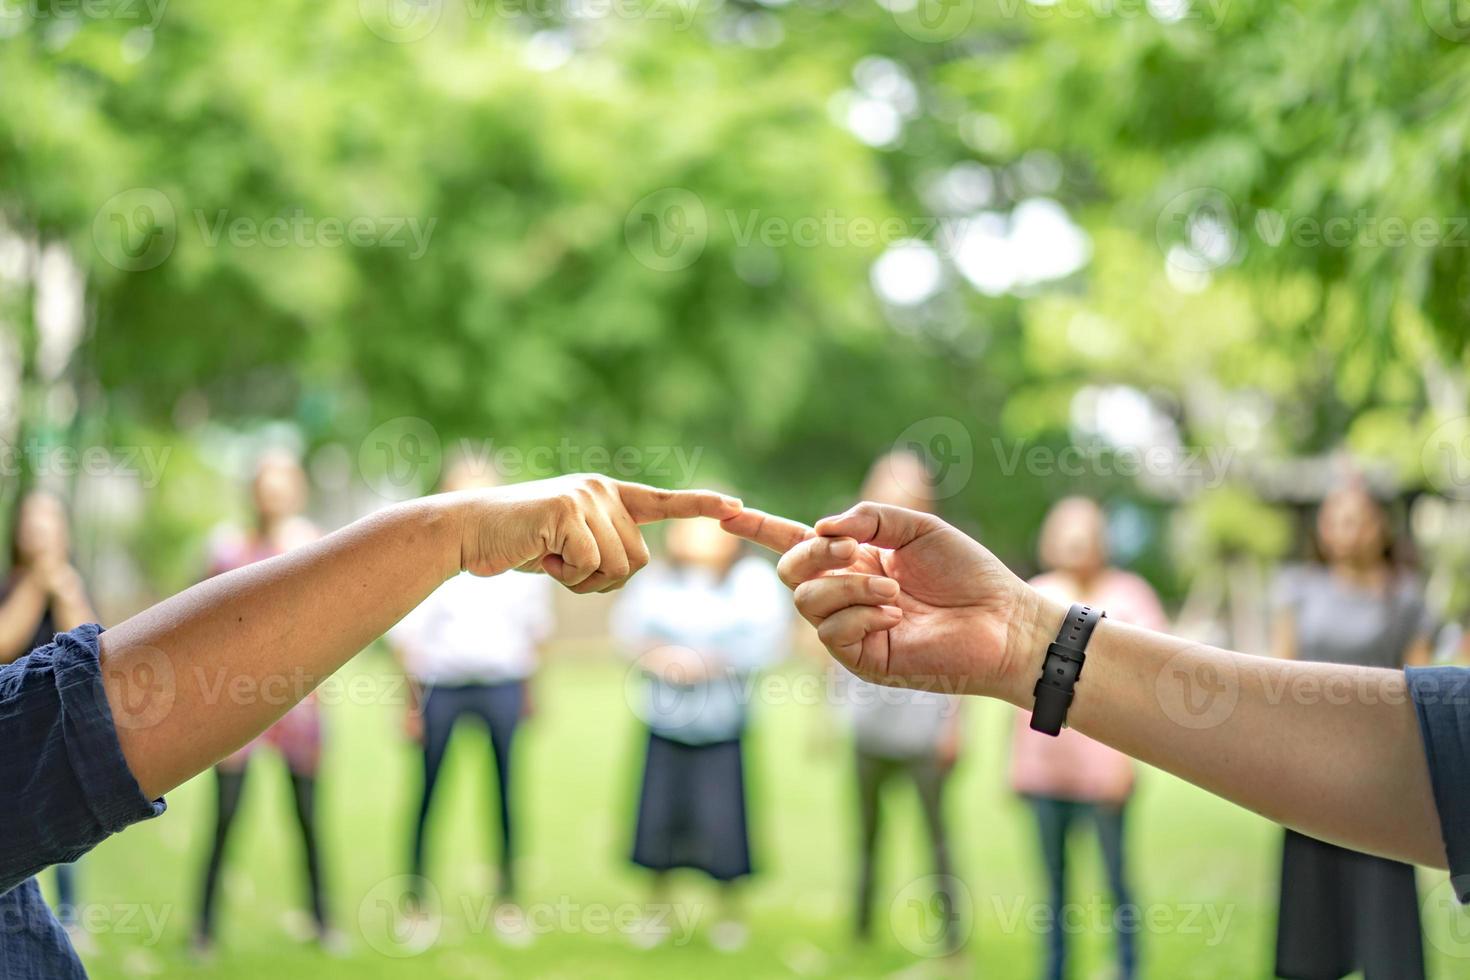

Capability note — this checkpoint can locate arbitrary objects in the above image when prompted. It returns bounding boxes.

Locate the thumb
[814,502,945,550]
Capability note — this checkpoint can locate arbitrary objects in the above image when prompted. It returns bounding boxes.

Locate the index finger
[720,508,813,554]
[616,482,743,524]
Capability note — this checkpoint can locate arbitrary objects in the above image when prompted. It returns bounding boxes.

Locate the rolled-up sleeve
[0,625,166,897]
[1407,665,1470,900]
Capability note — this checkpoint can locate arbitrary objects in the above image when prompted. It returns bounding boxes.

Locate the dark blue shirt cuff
[1407,665,1470,901]
[0,625,166,897]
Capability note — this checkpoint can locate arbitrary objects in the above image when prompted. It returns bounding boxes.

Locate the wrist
[406,492,471,582]
[998,588,1069,707]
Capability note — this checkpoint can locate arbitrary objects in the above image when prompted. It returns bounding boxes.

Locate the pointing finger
[617,483,743,524]
[720,509,812,555]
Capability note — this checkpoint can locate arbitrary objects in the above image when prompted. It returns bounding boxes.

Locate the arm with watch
[721,502,1454,875]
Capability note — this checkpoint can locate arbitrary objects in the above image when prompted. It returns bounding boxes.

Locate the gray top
[845,674,958,760]
[1274,564,1435,668]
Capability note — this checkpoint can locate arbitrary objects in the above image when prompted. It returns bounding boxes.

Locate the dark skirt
[1275,830,1424,980]
[631,733,752,882]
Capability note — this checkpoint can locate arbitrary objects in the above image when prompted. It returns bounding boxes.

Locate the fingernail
[879,605,903,618]
[830,539,856,559]
[872,578,900,598]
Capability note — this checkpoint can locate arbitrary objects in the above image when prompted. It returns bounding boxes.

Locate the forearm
[1006,596,1445,868]
[0,577,48,663]
[100,496,462,798]
[49,586,98,633]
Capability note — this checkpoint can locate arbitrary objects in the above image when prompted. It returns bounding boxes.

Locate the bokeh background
[5,0,1470,976]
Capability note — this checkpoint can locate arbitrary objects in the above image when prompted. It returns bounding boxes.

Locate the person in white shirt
[386,459,555,924]
[611,514,791,952]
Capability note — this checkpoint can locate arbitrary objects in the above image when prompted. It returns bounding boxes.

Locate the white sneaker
[394,907,441,956]
[709,920,748,953]
[493,903,534,948]
[63,924,96,957]
[317,927,350,957]
[629,916,671,950]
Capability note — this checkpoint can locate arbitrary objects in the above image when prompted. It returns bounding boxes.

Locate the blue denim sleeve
[0,625,166,897]
[1407,665,1470,901]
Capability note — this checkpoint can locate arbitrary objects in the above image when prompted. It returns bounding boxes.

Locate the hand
[728,502,1057,700]
[638,644,715,685]
[41,562,87,605]
[456,475,742,593]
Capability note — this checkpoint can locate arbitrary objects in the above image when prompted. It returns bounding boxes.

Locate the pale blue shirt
[612,557,791,745]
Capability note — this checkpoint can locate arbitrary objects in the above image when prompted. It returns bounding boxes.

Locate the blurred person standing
[192,451,338,955]
[1271,485,1432,980]
[1009,497,1167,980]
[612,514,791,952]
[385,457,554,942]
[843,452,966,955]
[1,490,99,944]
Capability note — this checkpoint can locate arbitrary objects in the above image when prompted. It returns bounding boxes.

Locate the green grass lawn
[59,648,1463,979]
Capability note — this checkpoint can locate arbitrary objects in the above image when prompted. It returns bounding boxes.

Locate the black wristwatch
[1029,602,1105,736]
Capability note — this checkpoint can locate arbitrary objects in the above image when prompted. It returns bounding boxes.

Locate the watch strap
[1029,602,1105,736]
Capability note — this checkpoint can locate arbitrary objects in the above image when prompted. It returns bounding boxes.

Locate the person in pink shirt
[1008,497,1167,980]
[192,451,337,956]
